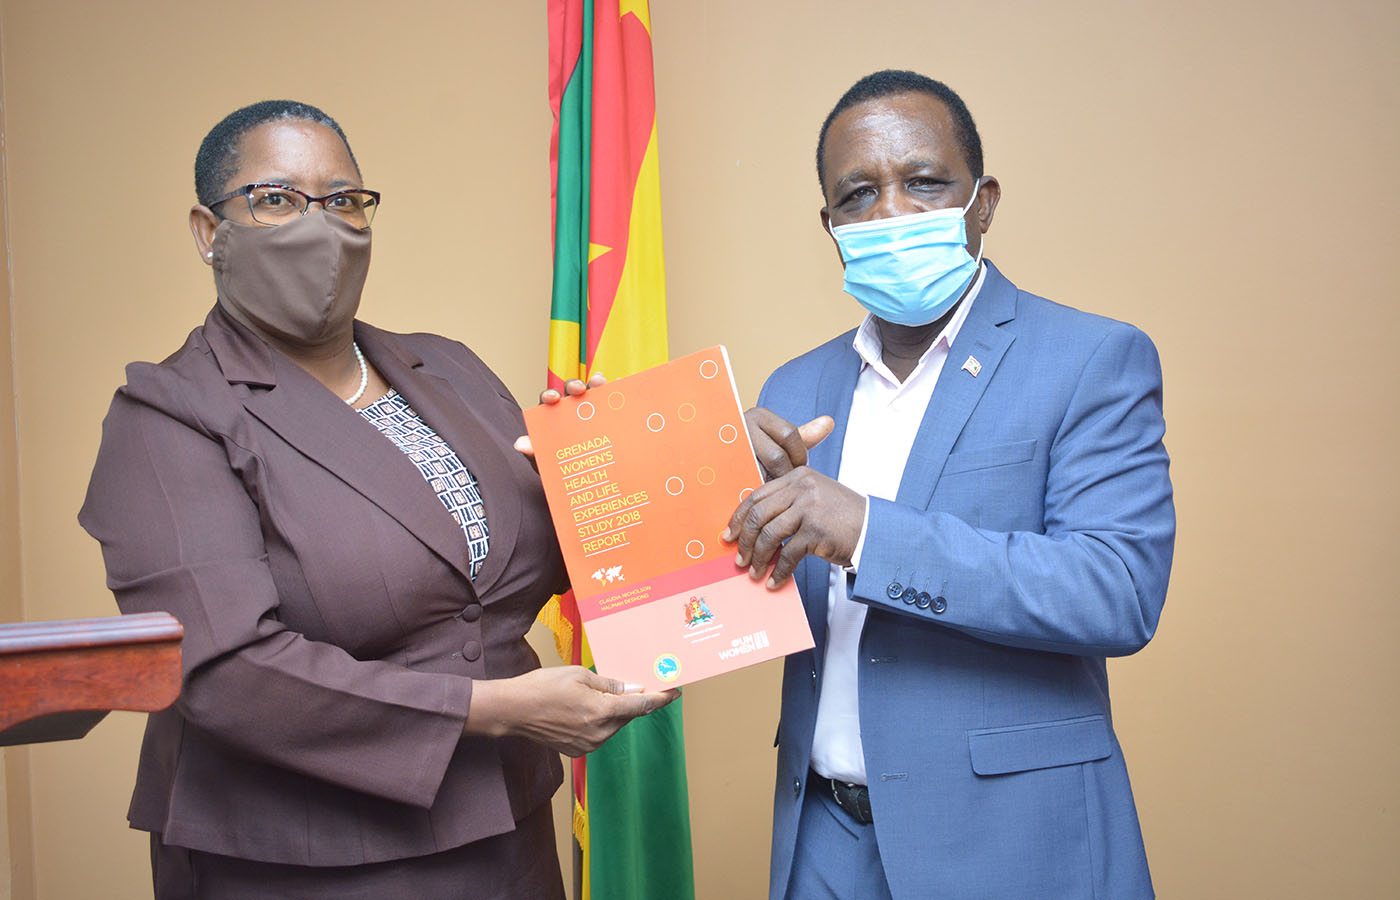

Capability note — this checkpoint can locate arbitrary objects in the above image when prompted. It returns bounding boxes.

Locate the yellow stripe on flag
[618,0,649,30]
[547,319,585,387]
[590,120,668,377]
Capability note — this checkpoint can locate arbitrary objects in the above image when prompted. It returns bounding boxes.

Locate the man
[724,70,1174,899]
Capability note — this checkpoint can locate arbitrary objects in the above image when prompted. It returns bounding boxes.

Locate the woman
[79,100,673,899]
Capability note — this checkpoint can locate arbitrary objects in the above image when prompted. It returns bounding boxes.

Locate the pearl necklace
[345,341,369,405]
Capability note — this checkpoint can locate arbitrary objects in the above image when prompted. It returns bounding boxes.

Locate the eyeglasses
[208,183,380,228]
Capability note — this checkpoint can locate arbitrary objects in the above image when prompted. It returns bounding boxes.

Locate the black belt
[810,769,873,824]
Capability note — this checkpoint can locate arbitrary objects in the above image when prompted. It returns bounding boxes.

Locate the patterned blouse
[357,390,490,578]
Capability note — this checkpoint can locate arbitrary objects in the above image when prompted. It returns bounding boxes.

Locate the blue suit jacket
[763,262,1173,900]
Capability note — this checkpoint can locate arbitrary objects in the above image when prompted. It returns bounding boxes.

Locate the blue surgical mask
[829,180,984,327]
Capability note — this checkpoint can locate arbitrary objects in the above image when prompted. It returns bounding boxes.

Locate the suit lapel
[359,325,523,598]
[788,264,1019,653]
[799,338,862,650]
[806,339,860,482]
[897,262,1018,511]
[204,309,481,592]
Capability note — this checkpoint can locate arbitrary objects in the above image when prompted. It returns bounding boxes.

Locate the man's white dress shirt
[809,264,986,786]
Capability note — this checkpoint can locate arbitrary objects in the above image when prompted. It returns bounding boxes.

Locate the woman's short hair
[194,100,359,207]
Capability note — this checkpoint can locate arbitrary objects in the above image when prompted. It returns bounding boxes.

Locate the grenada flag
[541,2,695,899]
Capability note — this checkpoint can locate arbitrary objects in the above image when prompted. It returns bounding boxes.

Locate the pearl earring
[206,251,213,259]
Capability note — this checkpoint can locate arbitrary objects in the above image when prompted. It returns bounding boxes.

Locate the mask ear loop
[960,176,985,216]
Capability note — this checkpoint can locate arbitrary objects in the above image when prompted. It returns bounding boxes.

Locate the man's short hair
[816,70,983,193]
[194,100,359,207]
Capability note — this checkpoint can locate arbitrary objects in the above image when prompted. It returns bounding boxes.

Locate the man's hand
[514,372,608,459]
[722,466,866,588]
[745,408,835,480]
[465,665,677,757]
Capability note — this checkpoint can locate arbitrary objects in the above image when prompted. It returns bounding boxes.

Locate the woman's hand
[513,372,608,459]
[540,372,607,406]
[464,665,677,757]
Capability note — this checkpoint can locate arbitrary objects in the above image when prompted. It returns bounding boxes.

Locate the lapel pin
[961,356,982,377]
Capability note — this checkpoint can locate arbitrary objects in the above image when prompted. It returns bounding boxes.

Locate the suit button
[932,596,947,614]
[460,603,483,622]
[915,591,932,609]
[886,582,903,600]
[462,640,482,661]
[901,587,918,605]
[793,776,801,798]
[810,668,817,691]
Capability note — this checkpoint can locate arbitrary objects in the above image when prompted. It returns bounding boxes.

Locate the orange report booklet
[523,346,814,691]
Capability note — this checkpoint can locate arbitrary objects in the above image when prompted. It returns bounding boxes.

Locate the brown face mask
[211,211,372,345]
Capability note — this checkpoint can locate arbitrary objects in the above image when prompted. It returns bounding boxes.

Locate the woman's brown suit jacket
[80,305,568,866]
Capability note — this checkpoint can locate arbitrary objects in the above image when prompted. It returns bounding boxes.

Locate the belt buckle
[827,776,846,812]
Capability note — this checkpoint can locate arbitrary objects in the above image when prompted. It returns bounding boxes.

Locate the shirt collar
[851,261,986,375]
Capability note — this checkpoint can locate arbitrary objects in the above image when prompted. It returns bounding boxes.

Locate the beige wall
[0,2,35,893]
[1,0,1396,897]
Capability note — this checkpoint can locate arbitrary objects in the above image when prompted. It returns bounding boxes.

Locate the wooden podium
[0,612,182,746]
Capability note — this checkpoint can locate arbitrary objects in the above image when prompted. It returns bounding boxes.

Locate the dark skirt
[150,800,564,900]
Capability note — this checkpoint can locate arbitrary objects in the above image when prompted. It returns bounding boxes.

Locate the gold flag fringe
[536,594,575,664]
